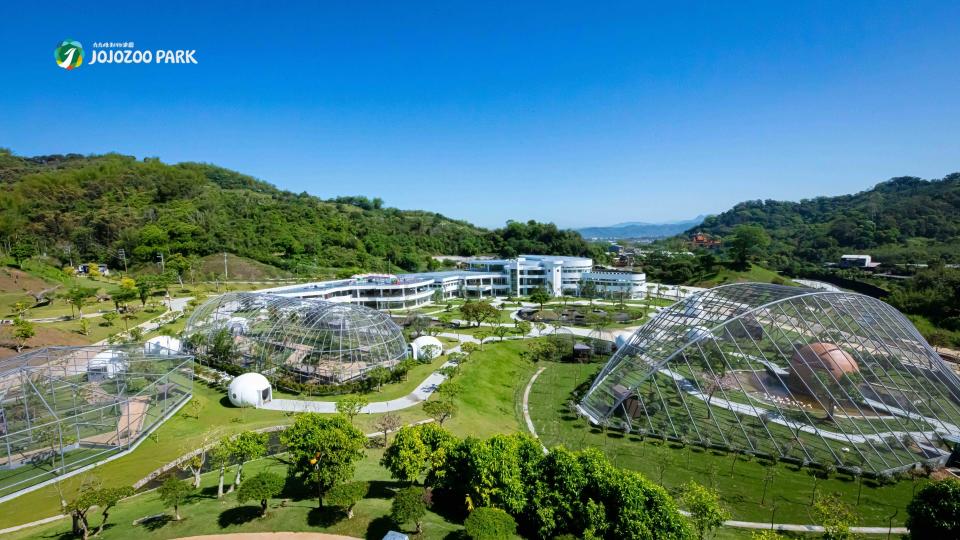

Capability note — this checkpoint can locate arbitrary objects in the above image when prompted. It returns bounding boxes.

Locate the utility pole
[118,248,128,274]
[223,251,228,280]
[157,252,165,273]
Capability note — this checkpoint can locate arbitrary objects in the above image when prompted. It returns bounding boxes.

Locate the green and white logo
[54,40,84,70]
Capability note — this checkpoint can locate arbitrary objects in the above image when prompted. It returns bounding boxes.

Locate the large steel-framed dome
[579,282,960,475]
[185,292,408,385]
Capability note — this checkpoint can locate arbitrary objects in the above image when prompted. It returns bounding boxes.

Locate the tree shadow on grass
[367,480,402,499]
[307,506,343,527]
[218,506,261,528]
[140,514,173,531]
[365,516,395,540]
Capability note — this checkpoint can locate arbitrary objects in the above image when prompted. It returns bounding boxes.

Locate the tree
[134,276,157,306]
[280,413,366,507]
[157,477,193,521]
[374,412,402,446]
[528,286,551,312]
[64,286,96,319]
[391,486,427,534]
[728,224,770,269]
[514,320,531,337]
[750,531,786,540]
[474,330,491,350]
[906,479,960,539]
[461,341,480,355]
[180,447,207,489]
[211,436,235,499]
[10,241,33,267]
[461,300,499,327]
[423,399,457,426]
[325,481,368,519]
[366,366,391,392]
[464,507,518,540]
[100,311,117,327]
[86,262,101,278]
[579,280,598,304]
[111,287,137,312]
[236,471,284,517]
[336,395,369,425]
[12,317,34,352]
[230,431,269,492]
[65,481,133,540]
[437,380,464,401]
[165,253,193,287]
[492,325,511,341]
[381,426,429,483]
[681,481,730,540]
[813,492,858,540]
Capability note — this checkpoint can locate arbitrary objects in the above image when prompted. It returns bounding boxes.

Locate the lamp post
[310,451,322,507]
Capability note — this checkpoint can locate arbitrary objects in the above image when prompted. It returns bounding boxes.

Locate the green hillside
[0,150,597,275]
[693,174,960,267]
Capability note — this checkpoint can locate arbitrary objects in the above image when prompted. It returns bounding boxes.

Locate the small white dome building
[228,372,272,408]
[410,335,443,361]
[144,335,182,355]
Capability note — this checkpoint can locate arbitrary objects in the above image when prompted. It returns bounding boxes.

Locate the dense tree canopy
[692,174,960,265]
[0,151,596,274]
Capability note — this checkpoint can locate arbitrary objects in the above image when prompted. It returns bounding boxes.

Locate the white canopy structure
[228,372,272,408]
[411,335,443,361]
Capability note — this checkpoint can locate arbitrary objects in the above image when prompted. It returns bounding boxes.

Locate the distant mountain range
[577,215,707,239]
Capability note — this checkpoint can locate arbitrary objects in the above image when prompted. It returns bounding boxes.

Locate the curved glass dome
[185,292,408,385]
[579,282,960,475]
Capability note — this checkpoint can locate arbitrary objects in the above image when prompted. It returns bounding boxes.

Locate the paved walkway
[261,359,456,414]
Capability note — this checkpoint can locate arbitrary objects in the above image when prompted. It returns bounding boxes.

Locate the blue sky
[1,1,958,228]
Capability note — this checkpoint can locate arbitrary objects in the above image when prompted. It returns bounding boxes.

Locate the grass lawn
[2,450,477,540]
[694,264,798,288]
[42,305,166,343]
[527,361,921,527]
[442,339,535,438]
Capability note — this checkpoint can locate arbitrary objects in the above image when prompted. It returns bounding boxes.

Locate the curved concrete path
[262,363,452,414]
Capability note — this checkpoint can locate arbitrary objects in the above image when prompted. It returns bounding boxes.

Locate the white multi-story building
[263,255,645,309]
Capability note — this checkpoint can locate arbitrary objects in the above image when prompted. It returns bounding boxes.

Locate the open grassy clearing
[528,361,921,527]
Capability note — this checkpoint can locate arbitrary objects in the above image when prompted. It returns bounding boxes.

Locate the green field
[694,264,798,288]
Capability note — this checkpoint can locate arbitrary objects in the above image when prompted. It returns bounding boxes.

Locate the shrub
[464,507,517,539]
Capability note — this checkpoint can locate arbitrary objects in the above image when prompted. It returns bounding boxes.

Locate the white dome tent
[228,372,272,408]
[410,335,443,361]
[144,335,182,356]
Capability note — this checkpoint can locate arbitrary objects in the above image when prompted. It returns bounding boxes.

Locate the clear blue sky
[1,1,958,228]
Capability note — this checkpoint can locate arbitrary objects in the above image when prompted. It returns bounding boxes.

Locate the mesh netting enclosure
[185,292,409,385]
[579,282,960,475]
[0,345,193,498]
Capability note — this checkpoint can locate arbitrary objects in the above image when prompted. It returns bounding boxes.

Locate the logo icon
[54,40,84,70]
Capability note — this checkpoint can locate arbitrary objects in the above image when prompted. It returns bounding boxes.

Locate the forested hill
[691,174,960,265]
[0,151,594,273]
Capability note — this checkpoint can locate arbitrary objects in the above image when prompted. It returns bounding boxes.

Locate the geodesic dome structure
[0,345,193,499]
[578,283,960,475]
[185,292,408,385]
